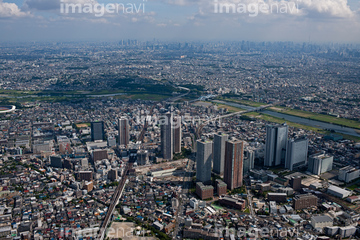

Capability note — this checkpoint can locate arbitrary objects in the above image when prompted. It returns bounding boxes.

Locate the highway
[195,103,274,139]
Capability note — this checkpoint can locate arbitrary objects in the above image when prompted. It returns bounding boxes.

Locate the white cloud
[0,0,31,18]
[295,0,355,18]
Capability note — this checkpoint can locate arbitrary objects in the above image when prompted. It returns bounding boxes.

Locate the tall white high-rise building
[173,116,182,154]
[243,147,255,176]
[118,117,129,147]
[196,139,213,184]
[285,138,308,170]
[213,132,228,174]
[264,123,288,167]
[161,112,173,160]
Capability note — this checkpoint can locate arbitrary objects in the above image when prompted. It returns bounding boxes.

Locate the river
[215,100,360,138]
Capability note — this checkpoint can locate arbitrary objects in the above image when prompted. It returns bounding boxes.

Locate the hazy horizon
[0,0,359,43]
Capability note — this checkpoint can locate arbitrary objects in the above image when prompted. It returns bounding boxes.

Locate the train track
[97,162,133,240]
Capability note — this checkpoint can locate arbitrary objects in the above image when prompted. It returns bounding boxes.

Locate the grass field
[76,123,90,128]
[115,93,171,101]
[211,202,224,210]
[347,184,359,190]
[243,112,326,133]
[221,98,266,107]
[243,112,360,142]
[269,106,360,130]
[213,102,244,113]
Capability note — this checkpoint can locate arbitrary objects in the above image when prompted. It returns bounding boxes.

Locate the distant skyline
[0,0,359,42]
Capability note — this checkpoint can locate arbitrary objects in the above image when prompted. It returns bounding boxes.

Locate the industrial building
[268,192,287,202]
[311,215,333,229]
[308,152,333,175]
[218,196,246,210]
[327,185,351,198]
[338,166,360,183]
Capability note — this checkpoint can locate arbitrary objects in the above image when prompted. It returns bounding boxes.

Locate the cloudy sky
[0,0,359,42]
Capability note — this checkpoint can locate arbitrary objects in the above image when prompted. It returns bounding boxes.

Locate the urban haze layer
[0,41,360,240]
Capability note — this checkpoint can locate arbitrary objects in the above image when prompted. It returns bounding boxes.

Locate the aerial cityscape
[1,0,360,240]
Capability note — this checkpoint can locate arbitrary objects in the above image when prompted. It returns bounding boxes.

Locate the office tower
[243,148,254,176]
[92,149,108,162]
[213,133,228,174]
[108,169,118,181]
[196,182,214,200]
[264,123,288,167]
[50,155,63,168]
[81,158,89,168]
[216,179,227,196]
[160,112,173,160]
[308,152,333,175]
[63,158,73,170]
[91,121,105,141]
[293,193,318,210]
[224,139,244,190]
[290,176,302,191]
[137,150,149,165]
[129,148,138,163]
[196,139,213,184]
[285,138,308,170]
[78,171,93,181]
[173,116,182,154]
[118,117,129,146]
[84,181,93,192]
[107,136,117,148]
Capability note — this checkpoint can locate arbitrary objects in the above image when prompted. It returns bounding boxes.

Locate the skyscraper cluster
[265,123,309,171]
[196,133,251,191]
[160,112,182,160]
